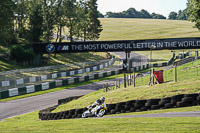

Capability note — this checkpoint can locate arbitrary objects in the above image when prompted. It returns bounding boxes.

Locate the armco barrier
[0,69,123,100]
[39,93,200,120]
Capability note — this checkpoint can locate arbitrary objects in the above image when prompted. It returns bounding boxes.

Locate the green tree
[27,0,43,43]
[151,13,166,19]
[140,9,152,18]
[75,0,90,41]
[63,0,77,42]
[87,0,103,40]
[124,8,141,18]
[42,0,57,43]
[98,11,104,18]
[168,11,178,20]
[187,0,200,29]
[0,0,16,45]
[15,0,29,38]
[55,0,66,43]
[177,10,187,20]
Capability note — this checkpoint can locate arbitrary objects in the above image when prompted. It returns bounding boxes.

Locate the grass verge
[54,59,200,112]
[1,108,200,133]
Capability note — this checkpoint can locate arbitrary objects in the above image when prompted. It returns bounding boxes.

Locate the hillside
[99,18,200,41]
[1,18,200,71]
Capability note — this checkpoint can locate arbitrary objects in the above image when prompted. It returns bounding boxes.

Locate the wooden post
[152,68,155,84]
[124,73,126,88]
[175,64,177,82]
[133,71,136,87]
[115,81,118,89]
[106,83,108,92]
[130,73,133,85]
[127,74,129,86]
[118,79,120,88]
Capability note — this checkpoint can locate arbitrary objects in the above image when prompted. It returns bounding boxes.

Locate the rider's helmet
[100,97,105,103]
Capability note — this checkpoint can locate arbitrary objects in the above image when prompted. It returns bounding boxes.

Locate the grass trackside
[53,59,200,112]
[1,109,200,133]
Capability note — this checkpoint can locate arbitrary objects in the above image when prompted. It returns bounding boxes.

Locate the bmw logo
[46,44,55,53]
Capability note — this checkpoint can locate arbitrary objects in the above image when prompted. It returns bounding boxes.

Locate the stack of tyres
[145,99,160,110]
[134,100,147,112]
[115,102,126,114]
[159,97,171,109]
[167,94,184,108]
[197,94,200,105]
[177,94,199,107]
[106,104,116,115]
[125,100,136,113]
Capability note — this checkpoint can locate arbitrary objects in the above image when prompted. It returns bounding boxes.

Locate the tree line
[102,8,166,19]
[0,0,103,46]
[168,10,187,20]
[99,7,188,21]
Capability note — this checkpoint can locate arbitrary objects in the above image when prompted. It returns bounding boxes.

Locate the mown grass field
[99,18,200,63]
[1,110,200,133]
[99,18,200,41]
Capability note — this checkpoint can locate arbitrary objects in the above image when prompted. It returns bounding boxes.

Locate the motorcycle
[82,104,107,118]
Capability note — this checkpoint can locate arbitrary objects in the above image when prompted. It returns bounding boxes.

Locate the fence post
[175,64,177,82]
[118,79,120,88]
[152,68,155,84]
[127,74,129,86]
[130,73,133,85]
[106,83,108,92]
[133,71,136,87]
[124,73,126,88]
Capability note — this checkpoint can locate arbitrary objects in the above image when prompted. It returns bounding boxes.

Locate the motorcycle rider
[90,97,107,117]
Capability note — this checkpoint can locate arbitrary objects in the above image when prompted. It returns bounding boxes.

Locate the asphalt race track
[0,78,122,120]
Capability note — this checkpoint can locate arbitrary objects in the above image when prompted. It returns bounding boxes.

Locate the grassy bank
[54,60,200,112]
[1,108,200,133]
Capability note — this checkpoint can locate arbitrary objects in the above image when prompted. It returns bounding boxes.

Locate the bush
[10,45,35,62]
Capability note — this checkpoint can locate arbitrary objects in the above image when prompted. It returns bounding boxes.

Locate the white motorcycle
[82,104,107,118]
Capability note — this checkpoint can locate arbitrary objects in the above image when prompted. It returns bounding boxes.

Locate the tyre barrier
[39,93,200,120]
[0,68,123,100]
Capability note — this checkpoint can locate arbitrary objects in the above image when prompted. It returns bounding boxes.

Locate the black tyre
[107,104,116,110]
[130,107,136,112]
[75,109,83,114]
[171,94,184,100]
[184,94,199,98]
[126,100,136,106]
[135,109,141,112]
[164,103,174,109]
[159,100,170,107]
[120,110,126,113]
[151,105,160,110]
[140,106,148,111]
[146,99,160,106]
[69,109,76,115]
[110,109,116,114]
[135,100,146,107]
[160,97,171,102]
[116,112,121,114]
[182,97,194,102]
[177,101,190,107]
[77,114,82,118]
